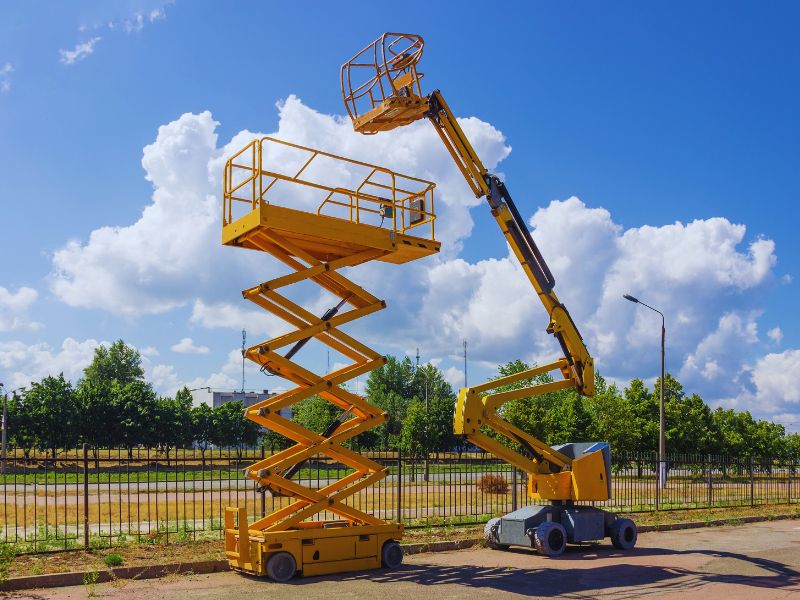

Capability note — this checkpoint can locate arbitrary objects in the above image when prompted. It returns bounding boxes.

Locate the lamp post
[623,294,666,489]
[0,383,6,475]
[0,385,24,474]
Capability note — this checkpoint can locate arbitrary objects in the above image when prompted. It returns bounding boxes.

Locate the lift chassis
[341,33,638,556]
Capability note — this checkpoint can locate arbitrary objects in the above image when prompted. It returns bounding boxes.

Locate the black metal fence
[0,446,797,553]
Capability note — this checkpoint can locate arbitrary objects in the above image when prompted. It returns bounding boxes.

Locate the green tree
[78,339,146,451]
[191,402,215,464]
[785,433,800,462]
[262,428,291,453]
[152,388,194,464]
[749,419,786,461]
[542,389,592,445]
[293,395,340,435]
[399,400,427,459]
[624,378,658,452]
[585,374,643,456]
[76,381,116,467]
[399,394,457,460]
[365,356,417,448]
[82,340,144,387]
[496,359,565,448]
[6,390,36,456]
[23,374,79,457]
[662,375,715,456]
[114,380,158,457]
[370,390,407,449]
[212,401,262,458]
[711,408,751,456]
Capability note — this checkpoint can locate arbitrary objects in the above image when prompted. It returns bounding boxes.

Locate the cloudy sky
[1,1,798,428]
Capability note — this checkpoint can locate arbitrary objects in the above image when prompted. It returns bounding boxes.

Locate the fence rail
[1,446,797,553]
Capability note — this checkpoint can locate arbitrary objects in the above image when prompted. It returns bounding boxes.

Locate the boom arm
[341,33,595,481]
[427,90,595,475]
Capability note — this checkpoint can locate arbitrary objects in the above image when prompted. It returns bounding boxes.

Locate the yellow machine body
[225,508,402,577]
[221,136,438,577]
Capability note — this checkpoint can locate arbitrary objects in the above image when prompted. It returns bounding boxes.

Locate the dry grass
[0,484,516,531]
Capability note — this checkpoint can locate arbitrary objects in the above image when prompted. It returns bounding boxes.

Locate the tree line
[7,341,259,460]
[5,340,800,460]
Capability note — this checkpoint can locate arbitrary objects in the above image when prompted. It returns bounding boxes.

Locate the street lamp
[0,384,25,474]
[0,383,6,474]
[623,294,666,489]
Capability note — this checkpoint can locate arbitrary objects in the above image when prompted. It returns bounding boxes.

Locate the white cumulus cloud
[0,286,42,332]
[0,62,12,93]
[171,337,210,354]
[768,327,783,345]
[59,37,101,65]
[44,95,794,425]
[0,338,102,389]
[732,350,800,424]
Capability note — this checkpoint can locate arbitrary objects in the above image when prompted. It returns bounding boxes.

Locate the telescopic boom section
[342,33,595,478]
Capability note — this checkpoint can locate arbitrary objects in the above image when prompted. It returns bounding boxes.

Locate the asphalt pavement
[8,518,800,599]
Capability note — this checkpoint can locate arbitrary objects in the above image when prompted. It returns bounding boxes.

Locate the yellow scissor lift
[222,137,438,581]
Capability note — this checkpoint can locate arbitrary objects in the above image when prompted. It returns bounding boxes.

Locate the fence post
[707,454,713,508]
[396,448,402,524]
[654,453,660,511]
[260,446,266,518]
[511,467,518,512]
[83,443,89,551]
[749,455,755,507]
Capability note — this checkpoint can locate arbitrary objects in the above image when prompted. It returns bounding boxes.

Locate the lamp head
[623,294,639,304]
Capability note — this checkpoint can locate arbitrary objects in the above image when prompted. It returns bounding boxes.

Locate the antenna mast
[241,329,246,393]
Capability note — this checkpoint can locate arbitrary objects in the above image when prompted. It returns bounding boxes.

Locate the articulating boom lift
[342,33,638,556]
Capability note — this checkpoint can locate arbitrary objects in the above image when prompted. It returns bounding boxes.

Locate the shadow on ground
[288,545,800,598]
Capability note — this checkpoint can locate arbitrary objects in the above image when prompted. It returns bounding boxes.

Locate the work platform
[222,136,437,580]
[222,136,440,263]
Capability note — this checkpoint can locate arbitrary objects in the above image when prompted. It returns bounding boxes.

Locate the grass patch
[103,553,123,567]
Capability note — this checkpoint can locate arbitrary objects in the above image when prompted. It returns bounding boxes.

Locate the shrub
[0,545,16,583]
[103,554,123,567]
[477,474,509,494]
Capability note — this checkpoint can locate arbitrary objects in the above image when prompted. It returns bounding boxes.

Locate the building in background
[212,389,292,419]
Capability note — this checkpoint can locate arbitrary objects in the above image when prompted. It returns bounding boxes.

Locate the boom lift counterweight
[341,33,637,555]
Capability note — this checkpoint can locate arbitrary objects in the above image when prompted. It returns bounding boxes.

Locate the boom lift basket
[341,33,428,134]
[221,137,439,579]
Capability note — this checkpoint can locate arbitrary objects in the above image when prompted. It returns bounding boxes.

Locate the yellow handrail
[223,136,436,240]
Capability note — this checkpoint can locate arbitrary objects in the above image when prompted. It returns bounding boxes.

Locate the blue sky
[1,1,798,426]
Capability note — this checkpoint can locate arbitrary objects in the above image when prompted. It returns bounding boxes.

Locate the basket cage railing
[341,33,426,123]
[222,136,436,241]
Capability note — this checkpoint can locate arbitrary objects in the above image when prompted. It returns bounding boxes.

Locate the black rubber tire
[483,518,509,550]
[266,551,297,582]
[610,518,638,550]
[533,521,567,557]
[381,540,403,569]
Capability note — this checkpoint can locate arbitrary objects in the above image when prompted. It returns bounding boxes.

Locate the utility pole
[463,339,468,388]
[241,329,247,393]
[0,383,6,475]
[414,352,430,482]
[424,368,429,482]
